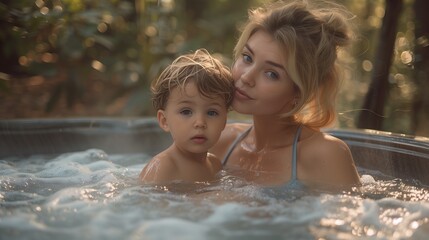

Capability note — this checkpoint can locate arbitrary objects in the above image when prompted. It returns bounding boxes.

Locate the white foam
[361,174,376,184]
[1,150,429,240]
[132,218,211,240]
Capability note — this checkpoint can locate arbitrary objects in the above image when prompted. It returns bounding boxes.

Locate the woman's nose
[240,66,256,87]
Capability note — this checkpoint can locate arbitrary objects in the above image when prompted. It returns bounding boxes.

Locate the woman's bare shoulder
[301,128,348,149]
[301,129,361,186]
[316,132,352,156]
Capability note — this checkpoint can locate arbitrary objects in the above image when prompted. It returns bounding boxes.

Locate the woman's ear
[157,110,170,132]
[292,87,301,107]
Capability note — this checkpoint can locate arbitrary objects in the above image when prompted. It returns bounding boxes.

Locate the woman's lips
[235,88,253,100]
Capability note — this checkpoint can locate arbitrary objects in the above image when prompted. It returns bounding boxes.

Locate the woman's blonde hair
[152,48,234,110]
[234,0,354,128]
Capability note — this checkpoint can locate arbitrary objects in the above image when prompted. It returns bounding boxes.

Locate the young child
[139,49,234,184]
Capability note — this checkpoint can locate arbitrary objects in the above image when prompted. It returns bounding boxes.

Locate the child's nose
[194,114,207,129]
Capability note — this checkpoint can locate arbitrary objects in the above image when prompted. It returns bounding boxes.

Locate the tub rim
[1,117,429,184]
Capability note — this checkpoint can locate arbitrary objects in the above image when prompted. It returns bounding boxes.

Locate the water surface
[1,149,429,240]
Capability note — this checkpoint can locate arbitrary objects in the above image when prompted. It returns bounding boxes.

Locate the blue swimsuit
[222,125,305,190]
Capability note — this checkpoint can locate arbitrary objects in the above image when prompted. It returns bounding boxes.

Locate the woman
[211,0,361,190]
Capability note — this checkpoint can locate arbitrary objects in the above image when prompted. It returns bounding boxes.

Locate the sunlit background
[0,0,428,137]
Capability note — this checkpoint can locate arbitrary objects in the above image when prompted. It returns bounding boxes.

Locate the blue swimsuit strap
[221,126,252,166]
[222,125,303,180]
[291,125,303,181]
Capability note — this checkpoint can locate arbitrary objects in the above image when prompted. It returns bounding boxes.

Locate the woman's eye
[242,54,252,63]
[266,71,279,80]
[180,109,192,115]
[207,110,219,117]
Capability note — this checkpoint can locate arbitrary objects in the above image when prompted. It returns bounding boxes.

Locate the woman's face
[232,30,297,116]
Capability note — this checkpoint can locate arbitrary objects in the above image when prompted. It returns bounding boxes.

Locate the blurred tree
[128,0,261,115]
[412,0,429,136]
[357,0,403,130]
[1,0,427,137]
[0,0,31,76]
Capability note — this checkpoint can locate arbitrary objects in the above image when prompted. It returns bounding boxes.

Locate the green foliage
[0,0,423,135]
[129,0,262,115]
[1,0,142,111]
[0,0,261,115]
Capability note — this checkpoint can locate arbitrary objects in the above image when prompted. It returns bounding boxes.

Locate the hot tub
[1,118,429,239]
[1,118,428,184]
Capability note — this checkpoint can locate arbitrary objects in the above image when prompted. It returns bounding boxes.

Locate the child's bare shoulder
[139,153,178,183]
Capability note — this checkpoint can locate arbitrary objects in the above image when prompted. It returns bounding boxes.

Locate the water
[1,149,429,240]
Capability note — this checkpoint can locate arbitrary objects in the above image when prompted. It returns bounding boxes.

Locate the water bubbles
[1,152,429,239]
[365,226,377,237]
[361,174,376,185]
[408,221,418,229]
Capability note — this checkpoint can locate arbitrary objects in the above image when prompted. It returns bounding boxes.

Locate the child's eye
[242,54,252,63]
[207,110,219,117]
[180,109,192,115]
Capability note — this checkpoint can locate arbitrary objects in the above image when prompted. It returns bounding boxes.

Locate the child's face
[157,81,228,154]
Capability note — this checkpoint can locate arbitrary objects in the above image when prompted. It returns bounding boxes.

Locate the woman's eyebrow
[244,44,286,72]
[266,60,286,72]
[244,44,254,55]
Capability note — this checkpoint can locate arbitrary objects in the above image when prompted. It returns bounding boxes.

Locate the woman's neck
[251,115,299,151]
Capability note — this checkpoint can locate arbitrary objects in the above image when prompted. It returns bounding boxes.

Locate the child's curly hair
[151,48,235,111]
